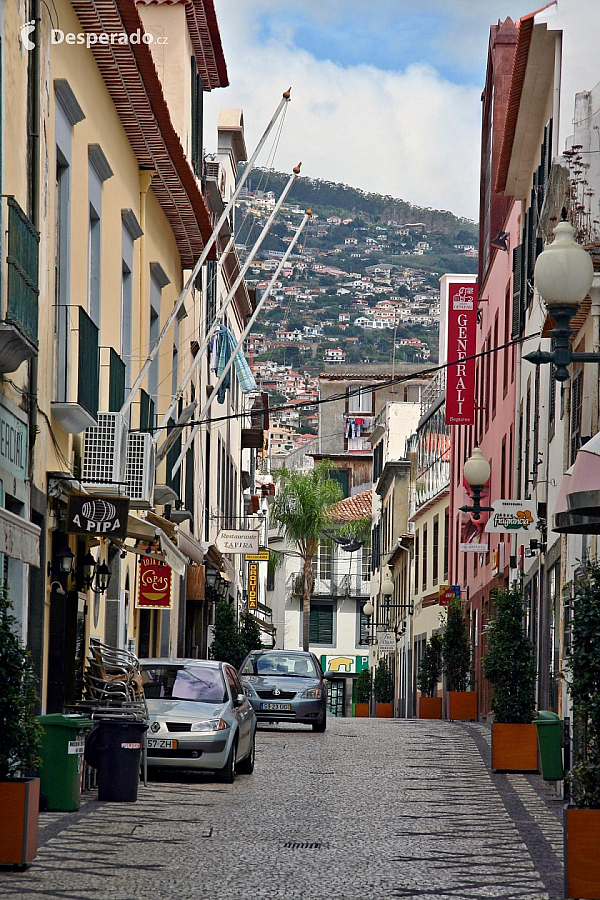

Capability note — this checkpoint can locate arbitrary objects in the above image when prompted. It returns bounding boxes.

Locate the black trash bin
[85,720,147,802]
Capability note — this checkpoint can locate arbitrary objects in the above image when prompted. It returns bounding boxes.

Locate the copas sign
[445,282,477,425]
[484,500,540,536]
[136,555,172,608]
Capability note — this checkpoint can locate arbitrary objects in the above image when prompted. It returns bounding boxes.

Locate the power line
[130,331,542,434]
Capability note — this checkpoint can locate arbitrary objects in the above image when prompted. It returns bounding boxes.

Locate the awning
[553,455,600,534]
[159,532,188,577]
[0,508,41,567]
[176,530,205,566]
[127,513,157,541]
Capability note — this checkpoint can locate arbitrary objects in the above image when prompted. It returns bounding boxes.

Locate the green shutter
[511,245,523,339]
[309,603,333,644]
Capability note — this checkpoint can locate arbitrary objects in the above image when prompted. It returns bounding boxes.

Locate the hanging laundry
[215,327,257,403]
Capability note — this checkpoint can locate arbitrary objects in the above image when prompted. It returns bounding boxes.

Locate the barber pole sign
[445,282,477,425]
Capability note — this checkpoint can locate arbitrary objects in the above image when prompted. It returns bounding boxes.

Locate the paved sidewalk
[0,718,565,900]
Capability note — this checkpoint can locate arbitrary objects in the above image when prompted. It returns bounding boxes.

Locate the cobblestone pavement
[0,719,565,900]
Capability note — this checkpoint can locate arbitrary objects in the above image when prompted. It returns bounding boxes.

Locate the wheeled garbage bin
[85,720,148,802]
[37,714,94,811]
[533,710,564,780]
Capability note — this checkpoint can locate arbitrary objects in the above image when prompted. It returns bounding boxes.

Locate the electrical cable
[131,331,542,434]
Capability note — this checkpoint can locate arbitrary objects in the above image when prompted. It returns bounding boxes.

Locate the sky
[203,0,543,221]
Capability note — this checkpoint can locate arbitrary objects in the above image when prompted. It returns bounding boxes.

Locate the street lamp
[523,214,596,382]
[461,447,493,520]
[82,551,111,594]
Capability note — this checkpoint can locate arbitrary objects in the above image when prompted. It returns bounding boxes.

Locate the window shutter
[511,245,523,338]
[309,604,333,644]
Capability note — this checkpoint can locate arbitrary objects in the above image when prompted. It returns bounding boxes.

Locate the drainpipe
[138,169,154,399]
[589,272,600,559]
[27,0,41,468]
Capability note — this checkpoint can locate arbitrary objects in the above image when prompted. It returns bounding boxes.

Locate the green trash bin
[37,714,94,811]
[533,710,564,781]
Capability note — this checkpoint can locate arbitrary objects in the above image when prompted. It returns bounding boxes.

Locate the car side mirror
[323,671,334,681]
[234,694,246,708]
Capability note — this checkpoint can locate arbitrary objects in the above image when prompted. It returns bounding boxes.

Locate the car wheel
[238,733,256,774]
[312,714,327,732]
[218,738,237,783]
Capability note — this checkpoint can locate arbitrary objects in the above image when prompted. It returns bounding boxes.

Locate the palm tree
[271,460,343,651]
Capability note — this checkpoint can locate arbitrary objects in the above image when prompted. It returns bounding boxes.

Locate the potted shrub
[417,633,443,718]
[373,658,394,718]
[483,585,537,772]
[354,668,371,717]
[564,559,600,899]
[442,596,477,720]
[0,585,43,866]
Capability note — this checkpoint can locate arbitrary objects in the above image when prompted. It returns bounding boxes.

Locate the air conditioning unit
[82,412,129,494]
[205,161,220,181]
[126,432,156,508]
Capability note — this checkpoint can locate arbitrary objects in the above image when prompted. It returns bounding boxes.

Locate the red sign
[445,282,477,425]
[136,556,173,608]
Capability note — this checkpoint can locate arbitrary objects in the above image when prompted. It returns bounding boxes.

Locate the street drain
[281,841,329,850]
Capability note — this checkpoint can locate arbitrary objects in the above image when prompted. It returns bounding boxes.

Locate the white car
[140,659,256,782]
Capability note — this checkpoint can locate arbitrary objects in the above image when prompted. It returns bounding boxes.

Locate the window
[443,508,449,581]
[361,538,371,581]
[524,382,531,499]
[492,313,498,418]
[414,530,419,595]
[357,601,370,646]
[501,436,506,500]
[318,542,333,581]
[88,207,100,327]
[190,59,204,177]
[570,367,583,465]
[422,524,427,592]
[348,384,373,414]
[309,603,334,645]
[432,517,439,587]
[503,283,510,395]
[205,259,217,335]
[121,261,132,391]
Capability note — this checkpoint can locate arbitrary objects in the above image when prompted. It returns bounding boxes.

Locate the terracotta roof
[136,0,228,89]
[495,2,557,193]
[327,489,372,524]
[71,0,216,266]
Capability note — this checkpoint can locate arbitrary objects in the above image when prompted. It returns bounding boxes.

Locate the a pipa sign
[66,496,130,538]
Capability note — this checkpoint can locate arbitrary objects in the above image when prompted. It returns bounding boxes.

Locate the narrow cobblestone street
[0,719,565,900]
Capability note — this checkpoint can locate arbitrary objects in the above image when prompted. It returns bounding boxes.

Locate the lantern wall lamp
[460,447,493,520]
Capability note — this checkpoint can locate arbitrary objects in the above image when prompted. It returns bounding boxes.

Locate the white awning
[159,532,188,576]
[0,508,41,567]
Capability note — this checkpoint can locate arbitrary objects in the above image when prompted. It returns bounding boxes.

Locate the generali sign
[445,282,477,425]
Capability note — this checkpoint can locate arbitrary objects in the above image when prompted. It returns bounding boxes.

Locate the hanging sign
[245,550,270,561]
[136,555,173,608]
[67,495,130,537]
[248,561,258,609]
[484,500,540,535]
[445,282,477,425]
[377,632,396,651]
[439,584,461,606]
[216,529,259,554]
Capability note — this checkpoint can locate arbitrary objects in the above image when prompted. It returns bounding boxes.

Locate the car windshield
[141,665,227,702]
[241,653,318,678]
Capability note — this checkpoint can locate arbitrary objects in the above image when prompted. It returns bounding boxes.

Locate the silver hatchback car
[239,650,328,731]
[140,659,256,782]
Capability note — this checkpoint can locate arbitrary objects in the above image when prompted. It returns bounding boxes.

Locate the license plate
[147,739,178,749]
[260,702,291,711]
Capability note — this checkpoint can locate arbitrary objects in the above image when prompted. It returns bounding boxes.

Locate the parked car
[239,650,328,731]
[139,659,256,782]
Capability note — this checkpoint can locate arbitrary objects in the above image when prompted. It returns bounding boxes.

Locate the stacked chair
[81,638,149,785]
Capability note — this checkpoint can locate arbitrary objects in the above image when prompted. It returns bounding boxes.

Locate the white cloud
[204,4,487,219]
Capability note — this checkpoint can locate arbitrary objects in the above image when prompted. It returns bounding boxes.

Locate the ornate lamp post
[461,447,493,520]
[523,215,596,382]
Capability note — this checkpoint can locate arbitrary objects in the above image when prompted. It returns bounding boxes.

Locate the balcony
[344,413,374,453]
[52,305,99,434]
[0,198,40,373]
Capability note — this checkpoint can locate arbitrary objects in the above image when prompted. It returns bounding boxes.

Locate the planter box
[0,777,40,866]
[565,808,600,899]
[491,722,538,772]
[418,696,442,719]
[376,702,393,718]
[354,703,370,718]
[446,691,477,721]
